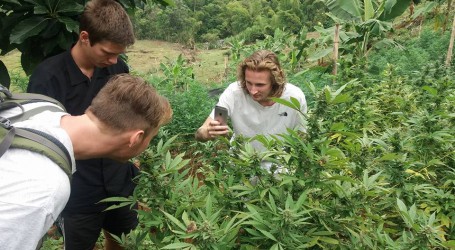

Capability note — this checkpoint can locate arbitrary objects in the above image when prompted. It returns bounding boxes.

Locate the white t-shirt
[212,81,307,151]
[0,102,75,250]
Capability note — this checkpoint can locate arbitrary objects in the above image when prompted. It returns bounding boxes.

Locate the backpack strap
[0,118,14,156]
[5,103,65,123]
[0,85,72,179]
[0,121,72,179]
[8,92,65,108]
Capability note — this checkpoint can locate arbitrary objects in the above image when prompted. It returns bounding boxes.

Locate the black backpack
[0,84,72,179]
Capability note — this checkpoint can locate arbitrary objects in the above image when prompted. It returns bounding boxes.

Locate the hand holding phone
[214,105,228,126]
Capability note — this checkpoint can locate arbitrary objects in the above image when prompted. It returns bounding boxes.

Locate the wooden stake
[446,14,455,67]
[332,23,340,77]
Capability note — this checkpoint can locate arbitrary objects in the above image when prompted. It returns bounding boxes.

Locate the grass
[0,40,229,88]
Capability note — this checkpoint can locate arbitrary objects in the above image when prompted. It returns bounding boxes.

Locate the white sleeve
[214,82,239,118]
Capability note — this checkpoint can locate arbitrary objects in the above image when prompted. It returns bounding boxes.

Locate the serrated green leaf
[331,93,350,104]
[267,193,277,213]
[311,231,336,236]
[319,236,339,244]
[270,243,280,250]
[378,153,401,161]
[161,242,194,249]
[259,229,277,241]
[205,194,212,216]
[98,196,132,203]
[409,204,416,220]
[422,85,438,96]
[443,240,455,248]
[428,212,435,226]
[103,202,131,211]
[396,198,407,212]
[162,210,187,231]
[271,97,293,108]
[290,97,301,110]
[182,211,190,225]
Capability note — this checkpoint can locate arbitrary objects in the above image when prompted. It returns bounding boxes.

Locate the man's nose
[108,55,118,64]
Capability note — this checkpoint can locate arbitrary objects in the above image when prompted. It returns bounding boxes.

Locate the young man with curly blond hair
[195,50,307,171]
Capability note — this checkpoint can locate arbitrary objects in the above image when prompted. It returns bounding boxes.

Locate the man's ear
[129,130,145,148]
[80,31,90,45]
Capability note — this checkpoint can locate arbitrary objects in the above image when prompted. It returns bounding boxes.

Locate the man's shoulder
[284,83,305,96]
[39,51,70,66]
[224,81,243,92]
[33,51,72,74]
[220,82,244,100]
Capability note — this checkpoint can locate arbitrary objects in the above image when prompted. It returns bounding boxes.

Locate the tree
[222,1,253,36]
[318,0,411,60]
[0,0,173,89]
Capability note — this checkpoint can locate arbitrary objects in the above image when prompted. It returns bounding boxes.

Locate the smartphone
[214,105,228,125]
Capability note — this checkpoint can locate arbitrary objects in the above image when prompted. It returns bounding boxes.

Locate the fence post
[445,14,455,67]
[332,23,340,78]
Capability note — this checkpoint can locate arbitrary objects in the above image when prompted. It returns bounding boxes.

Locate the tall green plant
[312,0,411,63]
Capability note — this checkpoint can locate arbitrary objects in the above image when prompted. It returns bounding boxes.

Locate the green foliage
[159,54,195,91]
[120,47,455,248]
[163,82,216,140]
[8,70,28,92]
[31,1,455,248]
[150,55,217,140]
[0,0,172,87]
[40,236,63,250]
[132,0,331,44]
[0,0,83,77]
[309,0,412,67]
[134,0,197,44]
[368,28,451,75]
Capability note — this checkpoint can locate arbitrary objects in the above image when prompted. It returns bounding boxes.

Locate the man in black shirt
[27,0,137,249]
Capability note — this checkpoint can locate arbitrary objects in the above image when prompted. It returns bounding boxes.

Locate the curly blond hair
[237,50,286,97]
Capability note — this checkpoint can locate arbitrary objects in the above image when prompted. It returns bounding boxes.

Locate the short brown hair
[79,0,135,47]
[238,50,286,97]
[87,74,172,134]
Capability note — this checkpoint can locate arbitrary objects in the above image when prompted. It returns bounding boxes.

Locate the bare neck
[71,42,95,78]
[60,114,128,160]
[258,99,275,107]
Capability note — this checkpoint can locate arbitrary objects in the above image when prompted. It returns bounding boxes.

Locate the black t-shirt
[27,50,138,213]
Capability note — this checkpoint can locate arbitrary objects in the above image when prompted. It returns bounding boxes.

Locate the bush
[368,28,451,76]
[163,83,217,140]
[122,62,455,248]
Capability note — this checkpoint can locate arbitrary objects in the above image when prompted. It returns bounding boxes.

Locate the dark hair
[79,0,135,46]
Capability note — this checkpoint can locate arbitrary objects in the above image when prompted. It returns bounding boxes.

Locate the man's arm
[195,116,229,141]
